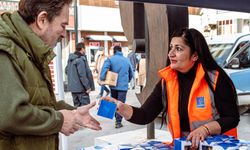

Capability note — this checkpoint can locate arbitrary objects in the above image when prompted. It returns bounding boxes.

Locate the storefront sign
[89,42,100,47]
[112,42,121,47]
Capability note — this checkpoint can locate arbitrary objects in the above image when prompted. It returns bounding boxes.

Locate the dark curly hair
[18,0,73,24]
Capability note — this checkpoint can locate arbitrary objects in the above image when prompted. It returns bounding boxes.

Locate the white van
[207,34,250,113]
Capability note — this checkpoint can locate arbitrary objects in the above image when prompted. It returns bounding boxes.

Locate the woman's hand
[102,96,133,120]
[187,121,221,148]
[187,125,210,149]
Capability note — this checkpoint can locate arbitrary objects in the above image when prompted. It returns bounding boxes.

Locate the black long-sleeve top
[128,66,240,134]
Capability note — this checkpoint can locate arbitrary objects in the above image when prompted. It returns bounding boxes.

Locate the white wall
[189,15,203,32]
[78,5,124,32]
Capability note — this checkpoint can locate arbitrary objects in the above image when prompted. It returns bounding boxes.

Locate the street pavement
[63,81,147,150]
[61,80,250,150]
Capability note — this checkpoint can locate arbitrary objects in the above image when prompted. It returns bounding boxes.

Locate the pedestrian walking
[127,48,139,90]
[95,46,110,99]
[66,42,95,107]
[100,46,133,128]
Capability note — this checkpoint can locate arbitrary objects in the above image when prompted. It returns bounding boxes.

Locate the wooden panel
[136,3,169,104]
[119,3,188,104]
[119,1,134,45]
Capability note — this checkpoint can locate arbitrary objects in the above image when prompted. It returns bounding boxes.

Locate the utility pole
[54,43,68,150]
[74,0,78,45]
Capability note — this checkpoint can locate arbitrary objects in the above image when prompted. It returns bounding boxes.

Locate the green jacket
[0,12,75,150]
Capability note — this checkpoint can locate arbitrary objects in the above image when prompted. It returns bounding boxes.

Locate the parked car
[207,34,250,67]
[207,34,250,113]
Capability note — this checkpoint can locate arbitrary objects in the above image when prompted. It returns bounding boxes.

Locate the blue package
[217,142,238,149]
[118,144,134,150]
[97,100,117,119]
[94,146,104,149]
[147,141,162,146]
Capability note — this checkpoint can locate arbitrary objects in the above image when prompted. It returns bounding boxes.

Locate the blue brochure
[97,100,117,119]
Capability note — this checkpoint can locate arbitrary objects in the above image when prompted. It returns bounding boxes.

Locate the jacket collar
[0,11,55,67]
[114,51,123,56]
[159,63,205,82]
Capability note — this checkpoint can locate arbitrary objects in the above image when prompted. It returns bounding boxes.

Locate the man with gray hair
[0,0,101,149]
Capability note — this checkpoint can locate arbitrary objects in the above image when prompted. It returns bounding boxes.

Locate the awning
[87,35,113,41]
[86,35,128,42]
[112,36,128,42]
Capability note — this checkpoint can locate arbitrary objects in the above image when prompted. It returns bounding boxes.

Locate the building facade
[200,8,250,37]
[2,0,250,89]
[64,1,129,82]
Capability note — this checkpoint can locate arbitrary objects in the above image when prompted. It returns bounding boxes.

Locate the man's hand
[59,109,80,136]
[75,101,102,131]
[59,102,101,136]
[86,88,91,94]
[94,68,98,73]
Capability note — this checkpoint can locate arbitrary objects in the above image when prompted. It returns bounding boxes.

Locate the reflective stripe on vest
[158,63,237,143]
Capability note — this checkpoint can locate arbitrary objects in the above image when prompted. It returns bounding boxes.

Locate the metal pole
[144,14,155,139]
[104,31,108,54]
[74,0,78,45]
[55,43,68,150]
[147,122,155,139]
[55,42,65,100]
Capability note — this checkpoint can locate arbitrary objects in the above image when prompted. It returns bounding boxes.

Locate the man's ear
[36,11,49,31]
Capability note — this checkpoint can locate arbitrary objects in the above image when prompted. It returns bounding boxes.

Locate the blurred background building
[1,0,250,93]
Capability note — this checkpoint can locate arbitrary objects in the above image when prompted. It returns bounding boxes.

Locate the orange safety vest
[159,63,237,143]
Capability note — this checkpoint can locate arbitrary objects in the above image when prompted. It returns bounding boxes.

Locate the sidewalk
[63,81,152,150]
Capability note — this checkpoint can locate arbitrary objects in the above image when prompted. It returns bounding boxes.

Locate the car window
[209,43,233,66]
[233,41,248,55]
[236,45,250,68]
